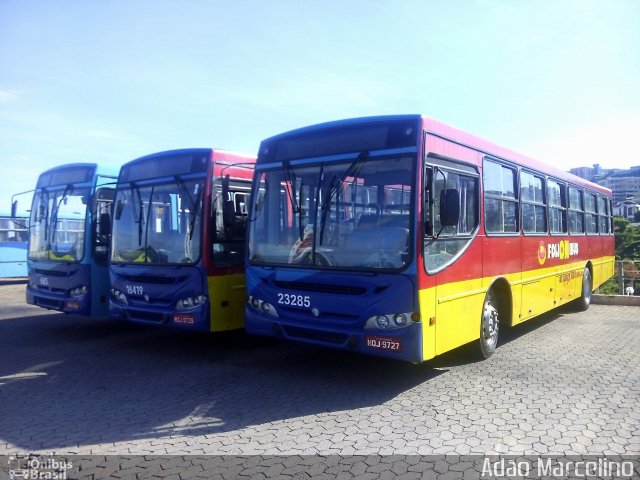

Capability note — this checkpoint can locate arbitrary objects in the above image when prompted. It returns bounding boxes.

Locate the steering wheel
[296,250,332,267]
[144,246,160,263]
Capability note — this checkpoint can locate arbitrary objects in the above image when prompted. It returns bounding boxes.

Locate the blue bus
[109,149,255,332]
[23,163,118,316]
[0,212,29,278]
[244,115,614,363]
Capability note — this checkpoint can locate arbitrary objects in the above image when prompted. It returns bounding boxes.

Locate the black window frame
[584,191,598,235]
[597,195,611,236]
[567,185,585,235]
[547,178,567,235]
[423,155,480,275]
[520,169,547,236]
[483,157,519,236]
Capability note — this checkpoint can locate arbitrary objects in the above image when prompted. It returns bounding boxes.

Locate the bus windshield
[111,178,203,265]
[249,155,415,270]
[29,186,88,262]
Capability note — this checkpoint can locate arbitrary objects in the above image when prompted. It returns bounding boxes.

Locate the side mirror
[440,188,460,227]
[11,200,17,219]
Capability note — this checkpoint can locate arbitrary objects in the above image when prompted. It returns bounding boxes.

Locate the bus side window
[425,164,479,273]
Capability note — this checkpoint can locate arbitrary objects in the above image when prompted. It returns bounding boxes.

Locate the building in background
[571,164,640,213]
[613,198,640,222]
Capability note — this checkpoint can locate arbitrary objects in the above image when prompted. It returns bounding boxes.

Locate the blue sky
[1,0,639,211]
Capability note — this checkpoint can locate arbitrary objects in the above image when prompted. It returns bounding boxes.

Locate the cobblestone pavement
[1,284,639,458]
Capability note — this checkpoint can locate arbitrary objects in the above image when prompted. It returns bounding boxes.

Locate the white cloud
[0,90,20,103]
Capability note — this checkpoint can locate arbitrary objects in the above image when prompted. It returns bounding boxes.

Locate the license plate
[173,313,195,325]
[65,300,80,311]
[365,335,402,352]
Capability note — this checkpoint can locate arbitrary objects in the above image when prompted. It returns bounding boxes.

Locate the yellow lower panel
[207,274,246,332]
[420,255,615,360]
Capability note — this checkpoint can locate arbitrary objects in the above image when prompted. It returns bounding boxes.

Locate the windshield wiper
[175,176,202,241]
[283,160,304,241]
[189,188,202,241]
[318,151,368,245]
[127,183,146,247]
[49,184,71,247]
[39,189,51,241]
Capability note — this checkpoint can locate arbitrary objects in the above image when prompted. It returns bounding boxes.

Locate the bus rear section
[0,213,28,278]
[245,115,615,363]
[24,163,117,316]
[109,148,255,332]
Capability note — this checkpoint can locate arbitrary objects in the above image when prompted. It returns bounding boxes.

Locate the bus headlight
[376,315,389,329]
[365,312,417,330]
[175,295,207,310]
[248,296,278,317]
[393,313,408,327]
[110,288,128,305]
[70,285,88,297]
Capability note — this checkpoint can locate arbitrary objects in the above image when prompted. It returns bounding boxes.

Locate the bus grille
[35,268,75,277]
[272,280,366,295]
[36,297,63,309]
[283,325,348,345]
[126,309,166,323]
[35,285,66,294]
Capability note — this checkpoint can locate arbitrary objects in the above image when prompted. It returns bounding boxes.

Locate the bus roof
[118,148,255,184]
[121,148,254,168]
[36,163,119,189]
[422,116,611,196]
[258,114,610,197]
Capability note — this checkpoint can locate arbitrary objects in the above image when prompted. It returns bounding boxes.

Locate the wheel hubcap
[583,271,591,304]
[482,301,499,350]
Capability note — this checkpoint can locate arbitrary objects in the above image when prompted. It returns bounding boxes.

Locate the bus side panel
[433,240,485,356]
[593,235,615,289]
[0,242,28,277]
[207,273,246,332]
[482,236,521,326]
[434,278,485,355]
[519,236,562,320]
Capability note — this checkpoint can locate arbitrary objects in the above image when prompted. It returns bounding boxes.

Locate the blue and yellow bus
[0,212,29,278]
[109,148,255,332]
[24,163,118,315]
[244,115,614,363]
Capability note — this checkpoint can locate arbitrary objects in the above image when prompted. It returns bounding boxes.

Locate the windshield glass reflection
[111,179,203,264]
[249,156,415,270]
[29,187,89,262]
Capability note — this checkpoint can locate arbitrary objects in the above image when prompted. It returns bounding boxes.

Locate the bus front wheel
[476,291,500,359]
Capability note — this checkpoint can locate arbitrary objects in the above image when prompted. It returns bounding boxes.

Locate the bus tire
[476,290,500,359]
[574,267,592,311]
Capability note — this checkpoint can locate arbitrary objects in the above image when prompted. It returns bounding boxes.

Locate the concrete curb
[0,277,27,286]
[592,294,640,306]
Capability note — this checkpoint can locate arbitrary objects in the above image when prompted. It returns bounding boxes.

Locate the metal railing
[599,260,640,295]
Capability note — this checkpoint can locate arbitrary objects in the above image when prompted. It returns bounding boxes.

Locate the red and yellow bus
[245,115,614,362]
[109,149,255,332]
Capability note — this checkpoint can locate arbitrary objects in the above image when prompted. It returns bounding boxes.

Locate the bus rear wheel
[476,291,500,359]
[574,267,592,311]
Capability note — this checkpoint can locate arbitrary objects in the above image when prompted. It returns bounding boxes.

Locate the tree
[614,217,640,260]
